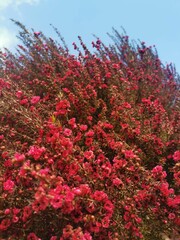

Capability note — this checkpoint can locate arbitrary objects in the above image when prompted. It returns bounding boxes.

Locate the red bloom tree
[0,21,179,239]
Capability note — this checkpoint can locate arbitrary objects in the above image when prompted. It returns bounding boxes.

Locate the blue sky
[0,0,180,73]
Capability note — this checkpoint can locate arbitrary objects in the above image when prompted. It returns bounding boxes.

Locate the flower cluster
[0,22,179,239]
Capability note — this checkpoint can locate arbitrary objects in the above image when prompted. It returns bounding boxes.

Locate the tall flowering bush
[0,21,179,240]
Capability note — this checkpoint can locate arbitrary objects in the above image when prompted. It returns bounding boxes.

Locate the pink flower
[121,123,129,129]
[3,179,15,192]
[103,122,114,129]
[101,217,110,228]
[73,187,82,196]
[152,165,163,173]
[0,218,11,231]
[12,215,19,223]
[159,183,174,197]
[28,146,45,160]
[13,208,20,215]
[93,190,108,201]
[167,196,180,208]
[123,102,132,109]
[113,157,127,169]
[63,128,72,136]
[87,116,92,122]
[31,96,40,105]
[105,72,111,78]
[85,137,93,146]
[84,150,94,160]
[50,237,57,240]
[124,150,136,159]
[50,195,63,209]
[20,98,28,105]
[85,130,94,137]
[22,206,32,222]
[27,232,41,240]
[82,232,92,240]
[39,168,49,176]
[34,32,41,37]
[4,209,11,215]
[168,213,175,220]
[14,152,25,163]
[16,90,23,98]
[56,100,70,115]
[79,184,91,195]
[103,200,114,215]
[65,191,75,202]
[112,63,119,69]
[124,222,132,229]
[68,117,77,128]
[32,197,48,213]
[79,124,88,131]
[0,134,4,140]
[101,163,112,177]
[173,150,180,162]
[112,177,123,187]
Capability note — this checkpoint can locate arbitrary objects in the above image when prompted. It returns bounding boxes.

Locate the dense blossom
[173,150,180,162]
[30,96,40,105]
[3,179,15,193]
[0,22,179,239]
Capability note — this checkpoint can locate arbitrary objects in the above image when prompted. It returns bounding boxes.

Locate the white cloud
[0,0,40,10]
[0,0,41,49]
[0,0,12,10]
[0,27,17,49]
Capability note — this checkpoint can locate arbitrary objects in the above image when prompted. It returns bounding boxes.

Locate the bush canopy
[0,21,179,240]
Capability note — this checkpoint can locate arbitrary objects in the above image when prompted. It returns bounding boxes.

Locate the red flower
[112,177,123,187]
[79,184,91,195]
[152,165,162,174]
[20,98,28,105]
[12,215,19,223]
[50,195,63,209]
[27,232,41,240]
[68,117,77,128]
[85,130,94,137]
[63,128,72,136]
[3,179,15,192]
[79,124,88,131]
[34,32,41,37]
[168,213,175,220]
[0,134,4,140]
[84,150,94,160]
[101,217,110,228]
[173,150,180,162]
[167,196,180,208]
[0,218,11,231]
[22,206,32,222]
[4,209,11,215]
[124,150,136,159]
[105,72,111,78]
[31,96,40,105]
[28,145,46,160]
[50,237,57,240]
[85,137,93,146]
[16,90,23,98]
[104,200,114,214]
[56,99,70,115]
[13,152,25,163]
[123,102,132,109]
[93,190,108,201]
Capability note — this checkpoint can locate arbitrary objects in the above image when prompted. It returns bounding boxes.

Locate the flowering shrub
[0,21,179,239]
